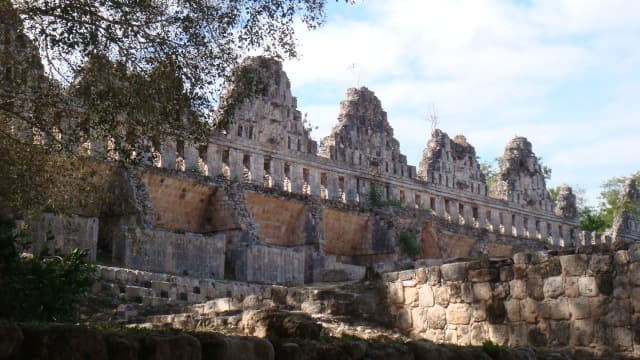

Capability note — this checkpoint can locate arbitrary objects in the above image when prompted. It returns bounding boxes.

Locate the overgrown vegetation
[398,231,421,258]
[482,339,505,357]
[0,218,96,322]
[367,185,402,207]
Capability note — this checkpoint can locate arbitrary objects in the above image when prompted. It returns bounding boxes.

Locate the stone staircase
[90,265,406,341]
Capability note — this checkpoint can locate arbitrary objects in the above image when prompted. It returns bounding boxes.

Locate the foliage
[367,184,384,206]
[578,206,608,232]
[8,0,347,124]
[479,159,499,196]
[0,217,96,322]
[0,0,348,214]
[482,339,505,357]
[574,172,640,232]
[398,231,421,259]
[366,184,402,207]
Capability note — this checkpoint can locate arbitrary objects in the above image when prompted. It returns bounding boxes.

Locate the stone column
[184,143,200,171]
[289,163,303,193]
[327,172,339,201]
[229,148,244,181]
[309,168,321,197]
[490,209,501,233]
[561,225,572,246]
[161,140,176,170]
[390,187,400,202]
[477,207,487,229]
[206,143,222,178]
[250,153,264,186]
[345,176,358,203]
[405,190,415,208]
[449,200,459,224]
[462,204,473,226]
[435,197,446,218]
[271,159,284,190]
[512,214,524,238]
[550,223,560,246]
[502,212,512,236]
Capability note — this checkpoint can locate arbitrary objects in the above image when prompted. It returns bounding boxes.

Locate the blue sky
[282,0,640,206]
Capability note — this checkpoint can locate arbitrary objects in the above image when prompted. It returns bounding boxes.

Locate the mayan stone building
[9,51,640,285]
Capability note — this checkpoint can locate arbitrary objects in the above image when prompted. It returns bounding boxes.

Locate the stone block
[427,266,441,285]
[415,268,427,284]
[504,299,520,322]
[446,303,472,325]
[629,243,640,263]
[404,286,418,305]
[509,280,527,300]
[548,321,569,346]
[559,254,588,276]
[472,302,487,322]
[418,285,434,307]
[632,287,640,312]
[578,277,598,297]
[440,262,467,282]
[610,326,633,352]
[488,324,509,346]
[446,282,462,303]
[570,319,594,346]
[597,272,615,296]
[543,276,564,298]
[397,308,412,330]
[568,298,590,320]
[513,264,527,279]
[492,282,509,300]
[508,323,527,347]
[520,298,538,323]
[412,307,428,332]
[563,276,580,298]
[588,254,613,274]
[615,250,630,267]
[513,252,531,264]
[486,300,507,324]
[461,283,474,303]
[468,268,497,282]
[473,282,492,301]
[630,263,640,286]
[499,266,514,282]
[398,269,416,281]
[388,282,404,304]
[427,305,447,329]
[456,325,471,346]
[526,277,544,301]
[470,323,486,346]
[434,286,450,306]
[539,298,569,320]
[444,329,457,344]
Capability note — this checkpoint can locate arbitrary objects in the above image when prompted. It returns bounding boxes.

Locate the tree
[573,172,640,232]
[479,158,499,196]
[1,0,348,214]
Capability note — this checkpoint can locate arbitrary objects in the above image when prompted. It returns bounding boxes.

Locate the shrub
[398,231,421,258]
[0,217,96,322]
[482,339,505,357]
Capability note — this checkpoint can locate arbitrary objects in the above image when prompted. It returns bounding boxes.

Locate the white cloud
[283,0,640,205]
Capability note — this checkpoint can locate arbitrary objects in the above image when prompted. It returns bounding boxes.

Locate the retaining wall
[383,245,640,358]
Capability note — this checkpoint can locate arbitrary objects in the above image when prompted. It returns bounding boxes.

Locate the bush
[367,185,402,208]
[482,339,504,357]
[399,231,421,258]
[0,217,96,322]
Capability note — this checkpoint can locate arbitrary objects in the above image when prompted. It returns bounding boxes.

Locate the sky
[281,0,640,207]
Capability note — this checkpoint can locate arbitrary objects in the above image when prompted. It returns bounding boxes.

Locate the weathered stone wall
[26,213,99,260]
[142,172,236,233]
[322,209,372,256]
[231,244,305,284]
[245,192,308,247]
[382,246,640,358]
[115,227,226,279]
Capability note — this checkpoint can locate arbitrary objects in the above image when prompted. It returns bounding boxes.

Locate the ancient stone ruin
[5,13,640,356]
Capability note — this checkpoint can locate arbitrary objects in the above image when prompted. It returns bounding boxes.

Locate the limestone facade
[156,57,590,248]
